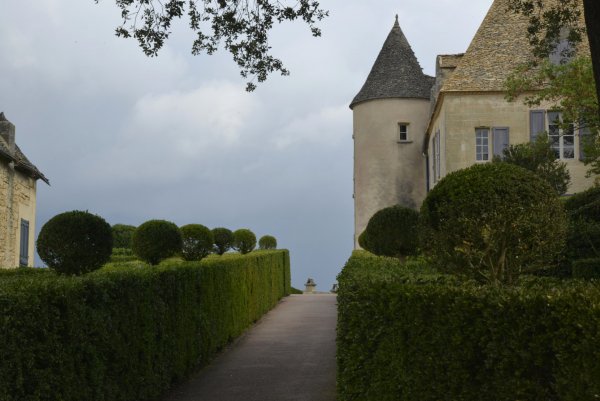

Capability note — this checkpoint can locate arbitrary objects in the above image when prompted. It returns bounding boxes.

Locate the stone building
[351,0,593,247]
[0,113,48,267]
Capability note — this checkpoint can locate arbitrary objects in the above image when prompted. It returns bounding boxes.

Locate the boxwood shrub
[132,220,182,265]
[111,224,136,249]
[0,250,291,401]
[233,229,257,254]
[212,227,234,255]
[420,163,566,284]
[180,224,213,261]
[337,252,600,401]
[258,235,277,250]
[37,211,113,275]
[361,205,420,258]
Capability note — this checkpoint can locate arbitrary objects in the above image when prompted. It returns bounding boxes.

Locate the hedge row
[0,250,291,401]
[337,251,600,401]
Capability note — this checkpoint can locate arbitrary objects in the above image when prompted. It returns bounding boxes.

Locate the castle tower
[350,16,434,248]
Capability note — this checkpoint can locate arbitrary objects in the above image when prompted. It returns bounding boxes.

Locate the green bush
[132,220,182,265]
[109,248,137,263]
[111,224,136,249]
[357,230,368,250]
[37,211,113,275]
[420,163,566,285]
[258,235,277,250]
[572,258,600,279]
[361,205,420,258]
[564,186,600,218]
[494,133,571,195]
[180,224,213,261]
[290,286,303,294]
[212,227,234,255]
[337,252,600,401]
[0,250,291,401]
[233,229,256,255]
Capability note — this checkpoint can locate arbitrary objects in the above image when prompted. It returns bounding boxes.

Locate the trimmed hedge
[0,250,291,401]
[337,252,600,401]
[572,258,600,279]
[111,224,136,249]
[233,229,256,254]
[258,235,277,250]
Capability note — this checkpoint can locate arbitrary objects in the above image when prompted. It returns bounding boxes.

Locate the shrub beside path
[162,294,337,401]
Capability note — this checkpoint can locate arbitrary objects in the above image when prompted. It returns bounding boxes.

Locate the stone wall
[0,161,36,268]
[427,92,595,194]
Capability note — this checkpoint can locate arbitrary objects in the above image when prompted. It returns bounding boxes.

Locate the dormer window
[398,123,410,142]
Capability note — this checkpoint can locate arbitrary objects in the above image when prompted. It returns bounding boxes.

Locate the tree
[507,0,600,119]
[493,133,571,195]
[96,0,328,91]
[505,56,600,175]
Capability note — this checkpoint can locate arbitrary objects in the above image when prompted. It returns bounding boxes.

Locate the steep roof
[441,0,533,92]
[0,113,49,185]
[350,16,434,108]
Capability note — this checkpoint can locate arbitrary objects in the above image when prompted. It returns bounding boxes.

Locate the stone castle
[351,0,593,247]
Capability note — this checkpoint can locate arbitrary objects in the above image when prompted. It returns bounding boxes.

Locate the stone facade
[351,0,593,247]
[0,113,47,268]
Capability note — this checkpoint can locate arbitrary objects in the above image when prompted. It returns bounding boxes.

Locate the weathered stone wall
[353,97,430,248]
[0,161,36,268]
[427,92,595,194]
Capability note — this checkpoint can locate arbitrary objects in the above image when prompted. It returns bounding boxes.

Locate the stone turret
[0,112,16,155]
[351,16,434,248]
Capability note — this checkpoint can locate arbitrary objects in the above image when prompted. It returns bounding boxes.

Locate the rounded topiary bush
[111,224,136,249]
[132,220,182,265]
[212,227,234,255]
[37,210,113,275]
[180,224,214,261]
[361,205,420,258]
[420,163,567,285]
[258,235,277,250]
[233,229,256,254]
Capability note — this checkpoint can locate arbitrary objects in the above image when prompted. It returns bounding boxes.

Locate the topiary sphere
[212,227,234,255]
[111,224,136,249]
[233,229,257,254]
[132,220,182,265]
[420,163,567,285]
[180,224,214,261]
[361,205,420,258]
[37,210,113,275]
[258,235,277,250]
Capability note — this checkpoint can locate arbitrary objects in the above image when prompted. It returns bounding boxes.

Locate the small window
[398,123,409,142]
[19,219,29,267]
[476,128,490,161]
[550,28,572,65]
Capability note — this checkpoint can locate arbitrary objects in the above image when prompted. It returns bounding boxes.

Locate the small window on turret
[398,123,409,142]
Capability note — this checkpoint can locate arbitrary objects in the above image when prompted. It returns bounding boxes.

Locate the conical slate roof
[350,16,434,109]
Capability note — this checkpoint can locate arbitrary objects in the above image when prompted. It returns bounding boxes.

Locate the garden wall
[0,250,290,401]
[337,251,600,401]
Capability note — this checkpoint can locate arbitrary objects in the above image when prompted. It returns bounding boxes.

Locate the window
[398,123,409,142]
[476,128,489,161]
[492,127,510,158]
[548,112,575,159]
[432,129,441,183]
[550,28,572,65]
[19,219,29,267]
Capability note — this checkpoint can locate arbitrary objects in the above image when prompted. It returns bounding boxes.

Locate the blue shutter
[530,110,545,142]
[19,219,29,266]
[493,128,510,158]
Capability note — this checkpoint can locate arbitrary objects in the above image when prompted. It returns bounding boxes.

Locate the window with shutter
[492,128,510,158]
[476,128,490,161]
[19,219,29,266]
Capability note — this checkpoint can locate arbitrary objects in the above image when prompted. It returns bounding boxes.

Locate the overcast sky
[0,0,494,289]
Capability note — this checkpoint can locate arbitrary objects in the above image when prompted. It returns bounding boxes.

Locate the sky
[0,0,494,290]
